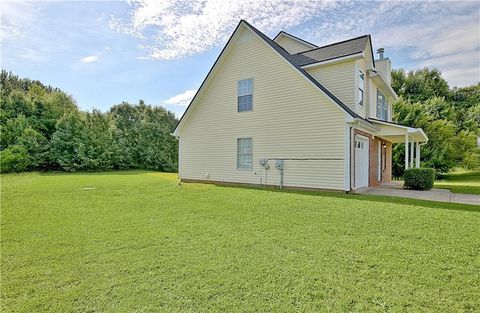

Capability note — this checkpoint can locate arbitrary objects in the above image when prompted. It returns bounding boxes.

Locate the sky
[1,0,479,117]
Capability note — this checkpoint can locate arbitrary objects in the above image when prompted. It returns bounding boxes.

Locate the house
[172,20,428,192]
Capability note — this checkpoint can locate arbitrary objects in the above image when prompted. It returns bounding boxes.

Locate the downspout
[350,125,357,191]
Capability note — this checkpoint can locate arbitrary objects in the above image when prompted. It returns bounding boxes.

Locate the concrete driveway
[355,182,480,206]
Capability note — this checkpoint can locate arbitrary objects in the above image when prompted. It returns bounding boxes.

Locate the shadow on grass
[434,169,480,195]
[442,170,480,181]
[200,182,480,213]
[37,170,160,177]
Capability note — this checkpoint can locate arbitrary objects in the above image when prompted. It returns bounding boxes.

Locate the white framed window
[358,70,364,106]
[376,89,388,120]
[237,138,252,170]
[237,79,253,112]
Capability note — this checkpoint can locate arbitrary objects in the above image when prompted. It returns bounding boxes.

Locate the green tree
[137,106,178,172]
[392,68,479,177]
[1,115,29,149]
[392,68,450,102]
[50,111,88,171]
[18,127,49,169]
[1,70,179,173]
[83,110,119,170]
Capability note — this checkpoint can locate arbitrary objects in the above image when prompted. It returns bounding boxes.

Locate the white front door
[355,136,369,188]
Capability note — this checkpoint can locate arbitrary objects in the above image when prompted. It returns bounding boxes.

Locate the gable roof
[173,20,370,135]
[273,31,318,49]
[242,20,362,120]
[289,35,370,67]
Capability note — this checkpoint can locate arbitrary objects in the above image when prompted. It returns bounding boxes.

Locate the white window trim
[358,69,365,106]
[237,137,253,170]
[376,89,389,121]
[237,78,254,112]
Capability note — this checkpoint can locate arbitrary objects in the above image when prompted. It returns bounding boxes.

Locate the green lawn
[1,171,479,312]
[435,169,480,195]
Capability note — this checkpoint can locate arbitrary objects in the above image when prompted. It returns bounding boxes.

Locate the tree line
[1,68,478,176]
[0,70,178,173]
[391,68,479,177]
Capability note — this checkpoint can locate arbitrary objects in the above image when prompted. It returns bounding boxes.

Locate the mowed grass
[435,169,480,195]
[1,172,479,312]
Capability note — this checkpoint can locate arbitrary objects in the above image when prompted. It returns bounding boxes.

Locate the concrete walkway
[355,182,480,206]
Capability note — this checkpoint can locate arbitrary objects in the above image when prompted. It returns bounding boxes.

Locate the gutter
[353,118,380,132]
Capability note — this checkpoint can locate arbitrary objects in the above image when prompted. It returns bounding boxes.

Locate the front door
[355,136,369,188]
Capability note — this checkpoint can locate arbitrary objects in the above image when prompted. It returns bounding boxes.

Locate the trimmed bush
[404,168,436,190]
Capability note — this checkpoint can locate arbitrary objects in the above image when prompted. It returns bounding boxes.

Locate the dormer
[273,31,318,54]
[272,30,397,121]
[296,35,372,115]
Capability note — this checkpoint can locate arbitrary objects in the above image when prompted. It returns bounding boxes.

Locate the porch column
[405,135,409,169]
[410,140,414,168]
[416,142,420,168]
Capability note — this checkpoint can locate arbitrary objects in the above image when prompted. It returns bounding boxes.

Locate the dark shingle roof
[290,35,369,66]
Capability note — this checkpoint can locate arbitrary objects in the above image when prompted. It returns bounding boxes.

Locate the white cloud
[0,1,38,41]
[80,55,99,63]
[163,89,197,107]
[111,0,339,60]
[79,46,111,64]
[303,1,480,87]
[374,11,479,60]
[373,6,480,87]
[415,50,480,88]
[18,47,45,62]
[113,0,479,86]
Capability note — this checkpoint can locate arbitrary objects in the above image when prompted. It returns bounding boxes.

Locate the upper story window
[358,70,364,106]
[376,89,389,120]
[237,79,253,112]
[237,138,252,170]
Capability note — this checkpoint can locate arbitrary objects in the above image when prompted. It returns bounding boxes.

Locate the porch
[370,118,428,170]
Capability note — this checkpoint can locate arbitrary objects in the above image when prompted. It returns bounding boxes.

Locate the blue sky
[1,1,479,116]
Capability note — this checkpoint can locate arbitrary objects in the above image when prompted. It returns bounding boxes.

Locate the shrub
[404,168,436,190]
[0,145,31,173]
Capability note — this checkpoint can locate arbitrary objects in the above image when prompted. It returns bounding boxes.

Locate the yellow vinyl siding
[375,59,392,84]
[369,79,395,121]
[274,36,314,54]
[306,60,355,112]
[178,27,346,190]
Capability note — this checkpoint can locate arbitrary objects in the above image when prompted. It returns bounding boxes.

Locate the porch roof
[369,118,428,143]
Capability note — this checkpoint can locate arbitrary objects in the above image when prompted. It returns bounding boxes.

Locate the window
[237,79,253,112]
[237,138,252,170]
[358,70,364,106]
[376,89,389,120]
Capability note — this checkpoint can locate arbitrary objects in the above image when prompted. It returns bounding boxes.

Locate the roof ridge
[295,34,370,55]
[273,30,318,49]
